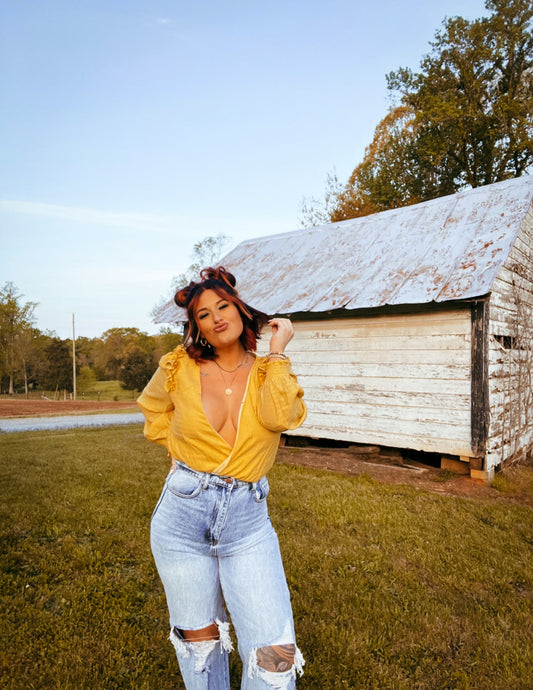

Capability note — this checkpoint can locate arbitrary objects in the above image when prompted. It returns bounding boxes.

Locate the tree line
[301,0,533,225]
[0,282,182,397]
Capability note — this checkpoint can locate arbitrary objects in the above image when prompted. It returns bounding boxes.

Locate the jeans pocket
[253,476,270,503]
[168,468,203,499]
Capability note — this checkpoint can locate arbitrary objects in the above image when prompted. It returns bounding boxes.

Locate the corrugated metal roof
[154,177,533,323]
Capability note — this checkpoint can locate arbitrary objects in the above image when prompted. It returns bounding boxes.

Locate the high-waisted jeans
[150,461,304,689]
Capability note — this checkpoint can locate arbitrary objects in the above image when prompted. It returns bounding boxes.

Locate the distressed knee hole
[169,619,233,673]
[256,644,296,672]
[180,622,220,642]
[248,642,305,690]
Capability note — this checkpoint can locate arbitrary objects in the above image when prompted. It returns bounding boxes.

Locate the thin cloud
[0,199,175,233]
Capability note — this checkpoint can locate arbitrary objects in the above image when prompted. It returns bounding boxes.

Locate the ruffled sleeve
[136,345,186,446]
[159,345,187,392]
[256,357,307,432]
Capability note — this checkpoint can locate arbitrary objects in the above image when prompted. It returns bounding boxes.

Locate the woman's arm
[257,318,306,431]
[257,358,307,432]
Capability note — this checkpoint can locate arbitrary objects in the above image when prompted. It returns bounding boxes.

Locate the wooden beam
[471,301,489,457]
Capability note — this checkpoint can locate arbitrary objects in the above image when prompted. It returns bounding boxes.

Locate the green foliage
[0,282,38,394]
[1,427,533,688]
[118,344,155,392]
[0,284,184,396]
[76,366,97,393]
[40,337,73,391]
[386,0,533,195]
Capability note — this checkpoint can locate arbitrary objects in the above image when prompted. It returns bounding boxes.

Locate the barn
[156,177,533,480]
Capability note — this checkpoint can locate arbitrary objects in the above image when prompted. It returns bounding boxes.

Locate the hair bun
[174,284,191,308]
[173,266,237,307]
[200,266,236,288]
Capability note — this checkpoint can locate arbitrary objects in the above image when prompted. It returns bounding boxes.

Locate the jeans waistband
[172,459,258,490]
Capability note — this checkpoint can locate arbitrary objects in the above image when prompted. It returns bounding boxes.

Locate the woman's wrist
[266,351,288,361]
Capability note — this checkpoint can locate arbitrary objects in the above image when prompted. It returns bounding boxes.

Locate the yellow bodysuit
[137,345,307,482]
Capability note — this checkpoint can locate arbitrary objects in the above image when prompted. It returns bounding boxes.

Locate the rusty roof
[154,177,533,323]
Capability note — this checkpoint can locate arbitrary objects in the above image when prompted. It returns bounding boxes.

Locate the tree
[118,343,155,391]
[303,0,533,224]
[40,337,74,393]
[153,327,183,362]
[151,234,230,318]
[0,282,38,394]
[388,0,533,192]
[335,106,420,219]
[94,327,154,380]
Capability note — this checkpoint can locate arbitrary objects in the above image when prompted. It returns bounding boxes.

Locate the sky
[1,0,489,339]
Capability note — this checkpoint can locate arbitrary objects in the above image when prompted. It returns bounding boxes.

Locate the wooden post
[471,300,489,459]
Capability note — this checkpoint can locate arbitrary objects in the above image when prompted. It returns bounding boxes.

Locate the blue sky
[1,0,488,339]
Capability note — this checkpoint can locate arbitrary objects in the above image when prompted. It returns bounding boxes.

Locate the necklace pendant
[225,388,232,396]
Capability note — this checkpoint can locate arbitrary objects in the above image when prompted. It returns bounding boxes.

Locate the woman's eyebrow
[196,299,226,314]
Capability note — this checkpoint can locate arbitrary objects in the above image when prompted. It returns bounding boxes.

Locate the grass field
[1,380,138,402]
[1,425,532,689]
[77,380,139,401]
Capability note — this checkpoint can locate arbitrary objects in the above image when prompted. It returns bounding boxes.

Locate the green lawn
[1,426,532,689]
[77,380,139,401]
[2,380,138,401]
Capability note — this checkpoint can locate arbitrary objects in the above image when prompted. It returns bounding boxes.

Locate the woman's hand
[268,318,294,353]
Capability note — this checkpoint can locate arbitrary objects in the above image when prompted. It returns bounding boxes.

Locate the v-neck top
[137,345,307,482]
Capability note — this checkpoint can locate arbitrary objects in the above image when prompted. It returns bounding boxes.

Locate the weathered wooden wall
[488,206,533,469]
[261,309,474,456]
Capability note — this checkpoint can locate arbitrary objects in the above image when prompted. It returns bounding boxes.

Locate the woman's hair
[174,266,269,361]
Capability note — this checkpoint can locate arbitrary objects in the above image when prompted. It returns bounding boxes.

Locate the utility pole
[72,313,77,401]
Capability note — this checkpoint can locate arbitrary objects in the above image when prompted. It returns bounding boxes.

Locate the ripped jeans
[150,461,304,689]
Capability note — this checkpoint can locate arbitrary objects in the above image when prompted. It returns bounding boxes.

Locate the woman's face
[195,289,244,350]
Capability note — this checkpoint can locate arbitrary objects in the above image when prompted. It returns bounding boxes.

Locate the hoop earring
[200,336,208,348]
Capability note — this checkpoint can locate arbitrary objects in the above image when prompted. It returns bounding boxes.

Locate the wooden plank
[303,399,470,425]
[293,362,470,379]
[302,388,470,409]
[293,310,471,331]
[291,348,470,365]
[283,333,471,353]
[295,320,470,339]
[291,423,473,456]
[297,374,471,395]
[303,411,471,440]
[493,265,533,292]
[291,312,470,336]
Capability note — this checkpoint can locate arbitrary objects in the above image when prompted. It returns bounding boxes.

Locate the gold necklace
[214,357,246,374]
[215,355,247,395]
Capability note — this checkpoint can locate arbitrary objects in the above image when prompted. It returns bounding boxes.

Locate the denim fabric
[151,461,304,689]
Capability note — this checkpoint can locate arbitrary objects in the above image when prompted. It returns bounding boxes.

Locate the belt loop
[250,481,257,493]
[202,474,210,490]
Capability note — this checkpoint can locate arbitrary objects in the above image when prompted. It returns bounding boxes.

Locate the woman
[137,266,307,689]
